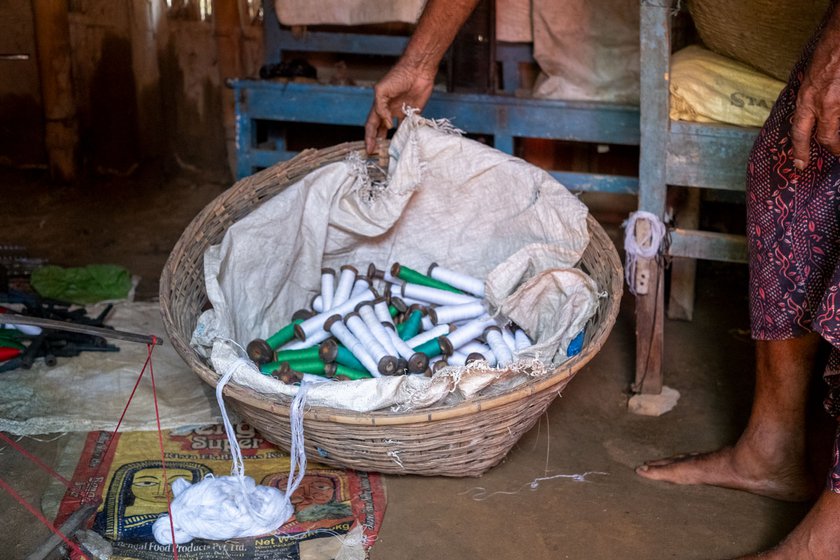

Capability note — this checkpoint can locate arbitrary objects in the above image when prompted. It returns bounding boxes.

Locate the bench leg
[634,260,664,395]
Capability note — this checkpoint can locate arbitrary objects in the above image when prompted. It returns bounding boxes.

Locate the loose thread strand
[147,342,178,559]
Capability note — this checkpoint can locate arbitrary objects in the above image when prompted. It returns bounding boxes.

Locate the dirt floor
[0,165,831,559]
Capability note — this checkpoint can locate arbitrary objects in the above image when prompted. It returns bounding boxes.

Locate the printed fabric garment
[746,2,840,493]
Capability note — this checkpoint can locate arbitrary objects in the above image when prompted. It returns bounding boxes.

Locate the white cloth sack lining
[193,112,600,413]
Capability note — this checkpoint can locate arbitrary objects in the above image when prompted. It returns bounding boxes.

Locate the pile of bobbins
[246,261,533,384]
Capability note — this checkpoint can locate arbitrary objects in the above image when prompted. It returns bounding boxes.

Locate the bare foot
[731,490,840,559]
[635,445,817,502]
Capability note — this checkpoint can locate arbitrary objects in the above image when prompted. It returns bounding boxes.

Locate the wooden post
[213,0,243,175]
[634,0,671,395]
[667,187,700,320]
[31,0,80,182]
[128,0,166,159]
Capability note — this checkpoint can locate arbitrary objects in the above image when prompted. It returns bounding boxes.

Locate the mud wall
[0,0,263,180]
[0,0,45,167]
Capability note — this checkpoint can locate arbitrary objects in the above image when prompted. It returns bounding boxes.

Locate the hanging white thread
[622,210,667,295]
[153,352,311,545]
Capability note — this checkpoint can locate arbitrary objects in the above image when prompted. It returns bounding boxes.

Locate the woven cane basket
[160,141,623,477]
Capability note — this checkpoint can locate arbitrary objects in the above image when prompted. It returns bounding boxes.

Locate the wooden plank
[549,172,638,194]
[669,229,748,262]
[262,0,284,64]
[496,42,533,92]
[638,0,670,214]
[275,29,409,58]
[247,147,639,193]
[214,0,243,175]
[667,188,700,321]
[666,121,759,191]
[634,0,671,395]
[235,88,255,178]
[31,0,79,182]
[233,80,641,145]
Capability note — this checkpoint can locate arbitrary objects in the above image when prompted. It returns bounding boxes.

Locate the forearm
[399,0,481,74]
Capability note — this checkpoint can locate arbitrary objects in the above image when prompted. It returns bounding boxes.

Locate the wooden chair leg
[668,188,700,321]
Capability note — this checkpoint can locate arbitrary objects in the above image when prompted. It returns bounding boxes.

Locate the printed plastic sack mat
[192,112,600,413]
[54,424,384,559]
[670,45,786,127]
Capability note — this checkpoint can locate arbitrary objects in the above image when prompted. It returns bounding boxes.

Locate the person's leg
[734,486,840,559]
[636,335,821,501]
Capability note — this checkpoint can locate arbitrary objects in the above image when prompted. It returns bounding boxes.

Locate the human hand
[791,23,840,169]
[364,63,436,154]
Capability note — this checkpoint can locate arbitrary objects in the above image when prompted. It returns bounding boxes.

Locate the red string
[0,432,72,489]
[90,341,155,485]
[0,476,89,559]
[148,340,179,559]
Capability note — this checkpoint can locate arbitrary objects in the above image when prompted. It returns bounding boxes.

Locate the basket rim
[160,142,624,426]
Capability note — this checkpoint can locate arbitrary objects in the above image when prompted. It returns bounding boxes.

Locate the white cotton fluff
[152,475,292,544]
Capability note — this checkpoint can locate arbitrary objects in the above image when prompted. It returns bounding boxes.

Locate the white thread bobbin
[459,341,497,366]
[445,317,497,350]
[345,313,389,361]
[345,313,399,375]
[501,327,517,354]
[623,210,666,296]
[358,304,400,358]
[385,325,429,373]
[405,324,451,349]
[320,268,335,311]
[397,295,425,308]
[385,326,416,361]
[514,329,533,351]
[280,328,331,350]
[427,263,485,297]
[451,312,492,328]
[295,289,373,340]
[332,265,358,308]
[373,298,394,326]
[368,264,402,286]
[421,315,434,332]
[484,327,513,367]
[459,340,492,356]
[401,283,478,306]
[324,315,381,377]
[429,301,486,326]
[311,295,324,313]
[447,351,471,367]
[351,276,371,298]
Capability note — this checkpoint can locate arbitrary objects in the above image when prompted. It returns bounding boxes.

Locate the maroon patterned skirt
[746,12,840,492]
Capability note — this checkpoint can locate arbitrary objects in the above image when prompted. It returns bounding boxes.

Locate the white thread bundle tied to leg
[622,210,666,295]
[152,356,311,545]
